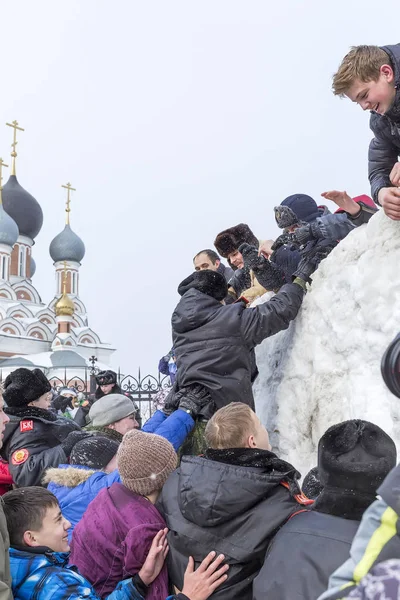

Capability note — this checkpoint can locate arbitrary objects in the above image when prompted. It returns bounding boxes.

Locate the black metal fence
[46,368,172,421]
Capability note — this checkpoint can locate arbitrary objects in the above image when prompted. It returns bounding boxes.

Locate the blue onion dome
[2,175,43,240]
[49,224,85,264]
[29,256,36,278]
[0,203,19,247]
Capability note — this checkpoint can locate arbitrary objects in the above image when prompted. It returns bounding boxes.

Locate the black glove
[271,232,292,252]
[52,394,74,413]
[293,240,336,285]
[239,243,285,291]
[178,384,212,419]
[238,243,265,270]
[61,431,92,457]
[162,383,179,416]
[291,221,323,246]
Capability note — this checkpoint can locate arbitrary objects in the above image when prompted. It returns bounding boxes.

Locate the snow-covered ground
[253,210,400,477]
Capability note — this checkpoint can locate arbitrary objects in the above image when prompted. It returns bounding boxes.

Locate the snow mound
[253,210,400,477]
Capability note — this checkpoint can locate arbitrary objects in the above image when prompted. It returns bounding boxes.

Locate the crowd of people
[0,42,400,600]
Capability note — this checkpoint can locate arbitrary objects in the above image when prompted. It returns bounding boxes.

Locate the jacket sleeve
[142,409,168,433]
[7,433,67,488]
[317,498,399,600]
[240,282,304,347]
[368,121,400,203]
[44,569,145,600]
[315,213,355,241]
[152,410,194,451]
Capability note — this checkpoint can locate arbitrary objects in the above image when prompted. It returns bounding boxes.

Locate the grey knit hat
[89,394,136,427]
[117,429,177,496]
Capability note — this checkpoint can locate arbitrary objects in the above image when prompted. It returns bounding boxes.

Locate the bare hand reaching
[378,187,400,220]
[390,161,400,186]
[138,528,169,586]
[258,239,274,258]
[321,190,360,216]
[181,552,229,600]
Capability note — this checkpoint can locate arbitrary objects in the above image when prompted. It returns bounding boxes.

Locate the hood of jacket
[42,464,97,488]
[177,454,295,527]
[172,288,228,334]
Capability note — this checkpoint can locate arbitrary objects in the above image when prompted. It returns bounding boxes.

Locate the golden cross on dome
[0,158,9,205]
[6,120,24,176]
[62,183,76,225]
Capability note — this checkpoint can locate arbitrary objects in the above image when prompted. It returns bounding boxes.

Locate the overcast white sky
[0,1,397,374]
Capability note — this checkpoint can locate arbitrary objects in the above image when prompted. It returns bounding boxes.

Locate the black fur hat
[214,223,258,259]
[95,370,117,386]
[318,419,397,495]
[178,270,228,301]
[3,368,51,408]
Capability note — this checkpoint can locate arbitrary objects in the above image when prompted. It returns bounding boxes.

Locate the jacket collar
[11,545,70,566]
[5,406,57,422]
[312,486,376,520]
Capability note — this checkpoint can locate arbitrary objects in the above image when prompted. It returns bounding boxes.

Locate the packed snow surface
[253,210,400,477]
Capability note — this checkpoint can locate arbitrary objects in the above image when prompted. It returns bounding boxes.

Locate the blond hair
[205,402,257,449]
[333,45,390,96]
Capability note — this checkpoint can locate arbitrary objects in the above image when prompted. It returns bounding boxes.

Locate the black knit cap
[70,435,120,470]
[318,419,397,495]
[3,367,51,408]
[178,270,228,301]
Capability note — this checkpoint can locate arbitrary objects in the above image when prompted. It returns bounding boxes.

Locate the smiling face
[24,504,71,553]
[194,252,220,272]
[346,65,396,115]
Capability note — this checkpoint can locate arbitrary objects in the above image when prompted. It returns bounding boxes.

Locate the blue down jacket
[45,409,194,538]
[9,547,144,600]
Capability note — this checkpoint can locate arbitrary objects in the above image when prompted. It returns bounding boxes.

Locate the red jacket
[0,458,13,495]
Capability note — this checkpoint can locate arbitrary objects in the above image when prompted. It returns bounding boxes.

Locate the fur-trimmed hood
[43,465,97,488]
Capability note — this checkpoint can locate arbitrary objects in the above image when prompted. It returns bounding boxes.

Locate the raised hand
[181,552,229,600]
[138,528,169,586]
[321,190,360,216]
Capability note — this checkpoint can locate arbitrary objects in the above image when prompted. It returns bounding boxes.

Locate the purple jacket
[70,482,168,600]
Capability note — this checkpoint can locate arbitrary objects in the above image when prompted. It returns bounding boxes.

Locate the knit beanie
[177,270,227,301]
[281,194,320,224]
[318,419,397,496]
[3,368,51,408]
[117,429,177,496]
[70,436,120,470]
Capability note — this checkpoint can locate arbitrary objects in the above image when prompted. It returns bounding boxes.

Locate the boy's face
[346,66,396,115]
[227,249,244,269]
[25,504,71,553]
[249,414,272,451]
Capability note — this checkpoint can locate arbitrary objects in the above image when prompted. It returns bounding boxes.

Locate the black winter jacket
[172,284,304,411]
[157,453,303,600]
[253,510,360,600]
[369,44,400,202]
[1,406,80,487]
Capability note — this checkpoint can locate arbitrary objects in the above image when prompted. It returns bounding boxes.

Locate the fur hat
[89,394,136,428]
[117,429,177,496]
[214,223,258,259]
[177,270,227,301]
[95,370,117,386]
[70,435,119,470]
[318,419,397,496]
[281,194,320,224]
[3,368,51,408]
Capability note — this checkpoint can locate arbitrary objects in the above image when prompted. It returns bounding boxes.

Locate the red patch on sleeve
[11,449,29,465]
[20,420,34,433]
